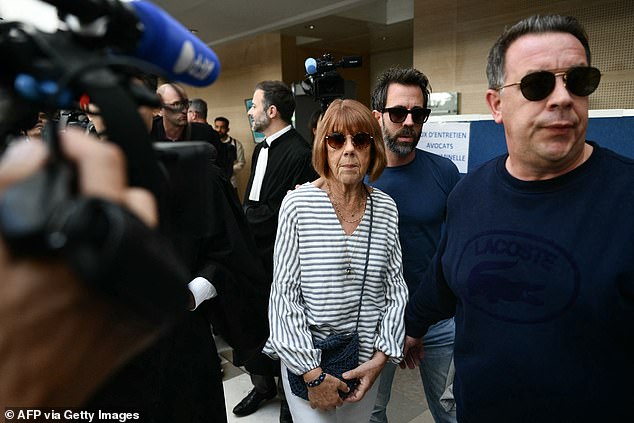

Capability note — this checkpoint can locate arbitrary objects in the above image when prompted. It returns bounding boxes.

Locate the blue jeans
[370,323,456,423]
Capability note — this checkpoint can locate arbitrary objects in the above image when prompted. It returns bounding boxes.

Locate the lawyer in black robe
[89,141,271,422]
[242,127,318,374]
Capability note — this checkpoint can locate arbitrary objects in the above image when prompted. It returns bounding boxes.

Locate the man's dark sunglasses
[382,107,431,125]
[325,132,373,150]
[162,100,190,112]
[498,66,601,101]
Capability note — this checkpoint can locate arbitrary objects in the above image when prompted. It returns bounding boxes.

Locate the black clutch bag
[286,189,373,401]
[287,332,360,400]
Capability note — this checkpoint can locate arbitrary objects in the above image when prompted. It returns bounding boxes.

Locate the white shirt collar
[264,125,292,146]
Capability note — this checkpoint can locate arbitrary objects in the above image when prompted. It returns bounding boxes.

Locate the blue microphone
[47,0,220,86]
[305,57,317,75]
[128,1,220,86]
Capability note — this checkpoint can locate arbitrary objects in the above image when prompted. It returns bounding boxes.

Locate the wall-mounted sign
[429,92,459,115]
[417,122,470,173]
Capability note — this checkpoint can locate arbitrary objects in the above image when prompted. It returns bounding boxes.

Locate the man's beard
[252,114,270,133]
[383,126,420,156]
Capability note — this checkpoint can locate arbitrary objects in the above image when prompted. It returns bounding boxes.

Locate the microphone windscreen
[129,0,221,87]
[305,57,317,75]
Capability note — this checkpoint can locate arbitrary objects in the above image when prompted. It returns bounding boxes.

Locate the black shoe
[279,399,293,423]
[232,388,277,416]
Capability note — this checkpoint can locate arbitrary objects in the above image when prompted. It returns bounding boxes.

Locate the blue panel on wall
[464,116,634,173]
[586,116,634,159]
[468,120,506,172]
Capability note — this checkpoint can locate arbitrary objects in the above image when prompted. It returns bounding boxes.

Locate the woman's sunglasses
[498,66,601,101]
[382,107,431,125]
[325,132,373,150]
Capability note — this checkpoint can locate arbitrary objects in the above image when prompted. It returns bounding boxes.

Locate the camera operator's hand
[0,130,160,408]
[0,130,157,226]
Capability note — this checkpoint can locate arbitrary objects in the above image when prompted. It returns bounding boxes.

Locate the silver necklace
[326,183,367,224]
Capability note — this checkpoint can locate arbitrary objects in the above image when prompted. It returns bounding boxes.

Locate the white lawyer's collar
[264,125,292,146]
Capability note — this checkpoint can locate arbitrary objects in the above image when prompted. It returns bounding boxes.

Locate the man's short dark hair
[214,116,229,126]
[255,80,295,124]
[486,14,591,89]
[189,98,208,119]
[371,67,431,112]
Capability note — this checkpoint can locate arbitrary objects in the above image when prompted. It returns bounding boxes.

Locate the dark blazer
[88,142,227,423]
[89,142,267,423]
[155,142,270,361]
[150,118,236,182]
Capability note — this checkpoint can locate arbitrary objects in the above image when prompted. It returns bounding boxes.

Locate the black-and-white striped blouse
[263,182,408,376]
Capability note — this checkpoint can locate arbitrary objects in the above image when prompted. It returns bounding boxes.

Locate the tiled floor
[217,336,435,423]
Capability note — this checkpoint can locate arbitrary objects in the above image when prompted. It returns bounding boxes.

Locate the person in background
[235,80,317,423]
[187,99,238,185]
[369,66,459,423]
[3,110,50,148]
[264,98,408,422]
[23,111,48,141]
[152,85,234,182]
[214,116,246,196]
[187,98,209,125]
[403,14,634,422]
[152,84,215,143]
[307,109,324,145]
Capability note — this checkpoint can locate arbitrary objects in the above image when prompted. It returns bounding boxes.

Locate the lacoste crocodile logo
[467,260,545,306]
[456,231,580,323]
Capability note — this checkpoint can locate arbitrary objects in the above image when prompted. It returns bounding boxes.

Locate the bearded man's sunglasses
[382,107,431,125]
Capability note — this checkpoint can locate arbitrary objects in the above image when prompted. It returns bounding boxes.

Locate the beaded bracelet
[305,372,327,388]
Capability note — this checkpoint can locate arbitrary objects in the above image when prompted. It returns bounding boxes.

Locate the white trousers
[281,363,380,423]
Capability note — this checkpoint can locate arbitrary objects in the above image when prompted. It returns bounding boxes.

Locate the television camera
[301,53,362,111]
[0,0,222,321]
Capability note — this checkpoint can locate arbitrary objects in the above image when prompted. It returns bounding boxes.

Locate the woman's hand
[341,350,388,403]
[306,372,349,411]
